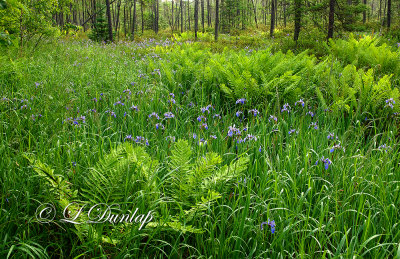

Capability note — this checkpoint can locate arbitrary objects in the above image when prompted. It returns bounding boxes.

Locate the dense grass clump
[1,35,400,258]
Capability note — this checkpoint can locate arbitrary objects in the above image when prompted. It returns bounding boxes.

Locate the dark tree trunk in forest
[195,0,199,39]
[251,0,258,28]
[270,0,275,37]
[106,0,113,42]
[115,0,121,39]
[293,0,301,42]
[172,0,174,31]
[181,0,184,32]
[207,0,211,26]
[132,0,137,39]
[215,0,219,40]
[363,0,367,23]
[387,0,391,28]
[188,1,191,30]
[327,0,334,40]
[201,0,205,32]
[141,1,144,33]
[283,0,286,27]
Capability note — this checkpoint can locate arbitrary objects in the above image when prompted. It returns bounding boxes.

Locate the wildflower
[378,144,390,152]
[125,135,133,141]
[249,109,259,117]
[288,129,298,135]
[193,133,197,139]
[316,156,332,170]
[261,220,275,233]
[295,99,305,107]
[155,123,164,130]
[259,146,262,152]
[169,93,175,98]
[168,98,176,104]
[281,103,291,113]
[385,98,395,109]
[244,134,257,142]
[327,133,336,140]
[213,114,221,119]
[269,115,277,122]
[210,135,217,139]
[114,101,124,106]
[188,102,194,107]
[309,122,318,130]
[201,123,208,130]
[149,112,160,120]
[197,115,206,122]
[199,138,207,145]
[236,98,246,105]
[306,111,315,117]
[201,104,213,113]
[164,112,175,119]
[72,162,77,167]
[131,105,138,111]
[236,111,243,117]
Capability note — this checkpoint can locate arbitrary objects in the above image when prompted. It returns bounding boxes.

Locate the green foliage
[88,5,109,42]
[329,34,400,76]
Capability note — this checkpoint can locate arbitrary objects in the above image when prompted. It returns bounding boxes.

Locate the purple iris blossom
[249,109,259,117]
[169,93,175,98]
[295,99,305,107]
[131,105,138,111]
[316,156,332,169]
[236,98,246,105]
[261,220,276,233]
[168,98,176,104]
[327,133,335,140]
[269,115,277,122]
[378,144,390,152]
[114,101,124,106]
[288,129,298,135]
[213,114,221,119]
[210,135,217,139]
[197,115,206,122]
[149,112,160,120]
[193,133,197,139]
[281,103,291,113]
[201,123,208,130]
[309,122,318,130]
[164,112,175,119]
[156,123,165,130]
[125,135,133,141]
[385,98,395,109]
[236,111,243,117]
[306,111,315,117]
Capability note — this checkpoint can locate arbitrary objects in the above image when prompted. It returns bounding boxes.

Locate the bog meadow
[1,0,400,258]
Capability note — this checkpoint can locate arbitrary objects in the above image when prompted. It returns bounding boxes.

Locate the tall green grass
[1,36,400,258]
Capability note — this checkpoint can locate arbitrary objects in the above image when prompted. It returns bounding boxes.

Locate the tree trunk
[106,0,114,42]
[387,0,391,28]
[270,0,275,37]
[132,0,137,39]
[327,0,334,40]
[141,1,144,33]
[181,0,184,32]
[293,0,301,42]
[215,0,219,40]
[195,0,199,39]
[201,0,205,32]
[363,0,367,23]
